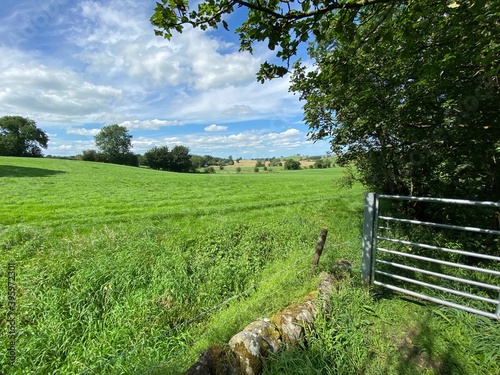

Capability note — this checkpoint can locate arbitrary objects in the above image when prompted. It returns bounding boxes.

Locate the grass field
[1,157,499,375]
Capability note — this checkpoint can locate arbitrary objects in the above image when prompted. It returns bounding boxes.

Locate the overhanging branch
[233,0,399,21]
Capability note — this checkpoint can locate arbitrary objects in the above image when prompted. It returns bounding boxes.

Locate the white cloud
[132,136,183,153]
[70,1,260,91]
[265,128,301,140]
[119,119,184,130]
[131,129,306,155]
[183,30,260,90]
[186,131,266,152]
[48,139,95,153]
[168,78,301,124]
[0,47,122,124]
[223,105,254,116]
[0,0,325,157]
[67,128,100,136]
[204,124,228,132]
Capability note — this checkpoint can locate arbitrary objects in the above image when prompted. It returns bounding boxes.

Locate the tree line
[80,124,196,172]
[0,118,325,173]
[0,119,199,173]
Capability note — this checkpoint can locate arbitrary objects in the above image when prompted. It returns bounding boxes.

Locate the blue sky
[0,0,330,158]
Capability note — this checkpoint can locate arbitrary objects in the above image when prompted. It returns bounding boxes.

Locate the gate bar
[377,247,500,277]
[378,216,500,236]
[378,195,500,208]
[376,259,500,292]
[373,281,499,320]
[362,192,377,284]
[377,236,500,262]
[375,270,499,304]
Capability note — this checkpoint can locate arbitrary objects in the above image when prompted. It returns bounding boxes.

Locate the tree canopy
[284,158,301,170]
[169,145,193,172]
[291,0,499,200]
[144,146,172,170]
[0,116,49,157]
[151,0,395,82]
[151,0,500,201]
[144,145,193,172]
[94,125,138,166]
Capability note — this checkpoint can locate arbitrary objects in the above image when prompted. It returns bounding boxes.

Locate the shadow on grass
[0,165,66,178]
[372,291,468,375]
[391,311,466,375]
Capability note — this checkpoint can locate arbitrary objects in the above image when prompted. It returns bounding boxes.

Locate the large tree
[94,124,138,166]
[144,146,172,170]
[0,116,49,157]
[151,0,499,201]
[291,1,499,200]
[143,145,193,172]
[169,145,193,172]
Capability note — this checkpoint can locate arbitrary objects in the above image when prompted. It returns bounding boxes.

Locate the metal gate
[361,193,500,320]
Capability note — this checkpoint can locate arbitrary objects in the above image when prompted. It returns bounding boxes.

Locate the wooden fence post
[312,228,328,267]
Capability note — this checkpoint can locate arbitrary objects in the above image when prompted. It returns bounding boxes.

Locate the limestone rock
[243,319,281,353]
[271,299,316,346]
[185,345,235,375]
[228,330,265,375]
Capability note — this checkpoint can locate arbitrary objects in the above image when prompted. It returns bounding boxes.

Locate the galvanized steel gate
[362,193,500,320]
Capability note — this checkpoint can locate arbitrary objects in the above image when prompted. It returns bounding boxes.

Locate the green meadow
[0,157,363,374]
[1,157,499,375]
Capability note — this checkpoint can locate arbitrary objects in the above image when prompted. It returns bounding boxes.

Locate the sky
[0,0,331,158]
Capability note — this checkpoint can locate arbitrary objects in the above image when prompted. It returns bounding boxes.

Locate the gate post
[362,193,377,285]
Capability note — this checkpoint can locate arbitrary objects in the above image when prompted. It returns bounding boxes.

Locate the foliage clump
[82,124,138,166]
[0,116,48,157]
[284,159,301,170]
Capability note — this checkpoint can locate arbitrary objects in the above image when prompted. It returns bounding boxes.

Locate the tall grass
[0,157,364,374]
[264,275,500,375]
[2,157,498,374]
[264,195,500,375]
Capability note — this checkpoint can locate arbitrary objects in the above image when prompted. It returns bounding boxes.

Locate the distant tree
[255,160,265,168]
[0,116,48,157]
[204,154,216,166]
[236,167,242,173]
[269,158,281,167]
[95,125,138,166]
[169,145,192,172]
[81,149,104,162]
[227,155,234,165]
[191,155,205,169]
[314,160,324,169]
[144,146,171,170]
[284,159,301,170]
[254,167,259,173]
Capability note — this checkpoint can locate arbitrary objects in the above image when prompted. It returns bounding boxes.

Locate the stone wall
[185,260,351,375]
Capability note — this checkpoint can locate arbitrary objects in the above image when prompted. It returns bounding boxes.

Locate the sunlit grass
[0,157,363,374]
[2,157,497,375]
